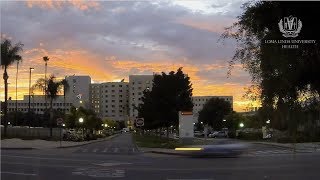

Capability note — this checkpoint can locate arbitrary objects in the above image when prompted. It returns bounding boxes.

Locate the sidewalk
[1,134,119,150]
[252,141,320,151]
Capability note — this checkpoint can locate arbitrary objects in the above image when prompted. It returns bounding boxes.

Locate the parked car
[194,131,204,137]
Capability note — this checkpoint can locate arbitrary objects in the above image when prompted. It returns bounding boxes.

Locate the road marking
[92,162,132,167]
[103,148,108,152]
[93,148,98,152]
[113,148,119,153]
[2,155,97,162]
[132,148,135,152]
[1,172,37,176]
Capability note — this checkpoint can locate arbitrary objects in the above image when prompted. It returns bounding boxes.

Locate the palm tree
[33,75,67,137]
[1,39,23,137]
[43,56,49,110]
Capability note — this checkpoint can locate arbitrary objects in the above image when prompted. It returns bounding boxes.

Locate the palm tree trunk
[44,62,47,111]
[3,67,9,137]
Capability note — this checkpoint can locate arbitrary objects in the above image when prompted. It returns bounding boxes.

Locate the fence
[1,127,61,138]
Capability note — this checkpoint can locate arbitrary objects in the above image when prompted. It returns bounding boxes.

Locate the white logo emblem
[278,16,302,38]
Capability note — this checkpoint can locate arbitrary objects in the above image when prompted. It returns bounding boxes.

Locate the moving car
[175,140,249,157]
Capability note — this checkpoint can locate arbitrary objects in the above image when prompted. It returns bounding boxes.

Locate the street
[2,133,320,180]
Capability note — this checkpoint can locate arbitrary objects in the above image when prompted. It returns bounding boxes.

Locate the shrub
[237,131,263,140]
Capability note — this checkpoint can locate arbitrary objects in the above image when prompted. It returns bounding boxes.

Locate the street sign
[135,118,144,127]
[56,118,63,126]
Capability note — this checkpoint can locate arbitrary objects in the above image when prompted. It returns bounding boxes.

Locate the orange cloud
[1,51,256,112]
[26,0,100,10]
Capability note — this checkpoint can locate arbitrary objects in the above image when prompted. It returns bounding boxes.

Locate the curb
[1,147,35,150]
[57,134,120,148]
[149,150,187,156]
[1,134,120,150]
[252,142,294,149]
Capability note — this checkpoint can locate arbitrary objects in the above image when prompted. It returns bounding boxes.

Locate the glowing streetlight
[266,119,270,124]
[79,118,84,123]
[223,119,226,122]
[62,123,65,127]
[104,124,108,127]
[239,123,244,128]
[200,122,203,124]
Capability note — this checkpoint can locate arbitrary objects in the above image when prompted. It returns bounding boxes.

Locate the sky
[0,0,258,112]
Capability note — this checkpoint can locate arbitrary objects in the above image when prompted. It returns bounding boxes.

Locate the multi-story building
[192,96,233,122]
[6,95,73,114]
[128,75,154,118]
[99,82,129,121]
[65,75,91,108]
[90,83,101,115]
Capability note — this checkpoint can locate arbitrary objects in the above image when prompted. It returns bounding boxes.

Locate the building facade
[192,96,233,122]
[6,95,73,114]
[65,75,91,108]
[128,75,154,118]
[90,82,129,121]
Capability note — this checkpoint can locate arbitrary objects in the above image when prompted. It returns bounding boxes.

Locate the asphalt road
[1,133,320,180]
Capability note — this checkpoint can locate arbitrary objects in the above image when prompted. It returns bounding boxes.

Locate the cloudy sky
[1,0,257,112]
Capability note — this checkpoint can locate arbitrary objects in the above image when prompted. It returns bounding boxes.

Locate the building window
[119,85,122,87]
[119,90,122,92]
[120,95,122,97]
[105,95,108,97]
[120,100,122,102]
[112,95,115,97]
[112,100,115,102]
[112,90,115,93]
[138,92,142,95]
[112,110,115,113]
[105,90,108,93]
[106,105,108,108]
[105,100,108,103]
[112,85,115,87]
[138,87,142,90]
[105,110,108,113]
[112,105,115,108]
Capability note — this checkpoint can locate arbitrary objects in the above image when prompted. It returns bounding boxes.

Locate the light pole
[28,67,34,113]
[79,117,84,140]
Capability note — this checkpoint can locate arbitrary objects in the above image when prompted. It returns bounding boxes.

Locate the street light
[223,119,226,122]
[200,122,203,124]
[79,117,84,139]
[266,119,270,124]
[239,123,244,128]
[62,123,65,127]
[28,67,34,113]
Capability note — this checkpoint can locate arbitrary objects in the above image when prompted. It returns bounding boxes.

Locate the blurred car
[209,131,228,138]
[176,140,249,157]
[208,131,219,138]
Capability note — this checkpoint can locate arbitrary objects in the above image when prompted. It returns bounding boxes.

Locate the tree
[198,98,232,131]
[33,75,67,136]
[222,1,320,133]
[1,38,23,137]
[138,67,193,137]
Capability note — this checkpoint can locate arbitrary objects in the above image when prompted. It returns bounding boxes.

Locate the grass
[133,133,182,149]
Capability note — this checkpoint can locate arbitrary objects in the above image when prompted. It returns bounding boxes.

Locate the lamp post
[28,68,34,113]
[79,117,84,140]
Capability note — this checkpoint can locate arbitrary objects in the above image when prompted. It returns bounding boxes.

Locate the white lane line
[132,148,135,152]
[113,148,119,153]
[2,162,83,168]
[93,148,98,152]
[1,171,37,176]
[103,148,108,152]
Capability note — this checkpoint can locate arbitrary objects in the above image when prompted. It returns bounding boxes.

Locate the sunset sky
[1,0,259,112]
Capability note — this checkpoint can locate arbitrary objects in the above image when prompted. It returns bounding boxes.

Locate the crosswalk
[246,149,314,156]
[75,147,140,154]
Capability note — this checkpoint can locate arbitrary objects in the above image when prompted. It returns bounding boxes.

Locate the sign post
[56,118,63,147]
[135,118,144,135]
